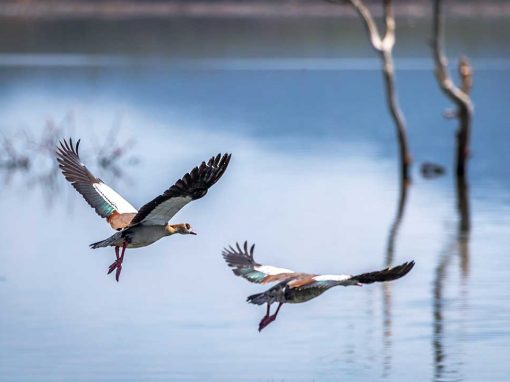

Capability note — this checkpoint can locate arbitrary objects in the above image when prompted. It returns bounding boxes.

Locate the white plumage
[313,274,351,282]
[93,182,138,214]
[255,265,294,276]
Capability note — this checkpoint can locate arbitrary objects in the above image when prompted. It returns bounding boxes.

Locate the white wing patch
[313,274,351,282]
[255,265,294,275]
[93,183,138,214]
[139,196,193,225]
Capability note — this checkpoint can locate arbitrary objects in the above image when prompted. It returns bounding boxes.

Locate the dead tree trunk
[344,0,412,183]
[432,0,474,178]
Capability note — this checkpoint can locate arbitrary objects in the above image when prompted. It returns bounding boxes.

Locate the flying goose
[223,241,415,331]
[57,138,231,281]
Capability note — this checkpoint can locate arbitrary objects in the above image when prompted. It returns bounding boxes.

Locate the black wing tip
[56,137,81,158]
[221,240,251,257]
[212,152,231,168]
[355,260,415,284]
[397,260,415,271]
[190,152,231,177]
[386,260,415,280]
[209,152,231,162]
[222,240,257,268]
[126,152,232,226]
[180,152,232,198]
[56,137,86,174]
[208,153,232,172]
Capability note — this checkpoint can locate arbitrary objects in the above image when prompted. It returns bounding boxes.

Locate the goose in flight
[223,241,415,331]
[57,138,231,281]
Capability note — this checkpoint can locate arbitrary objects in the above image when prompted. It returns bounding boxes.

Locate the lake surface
[0,16,509,381]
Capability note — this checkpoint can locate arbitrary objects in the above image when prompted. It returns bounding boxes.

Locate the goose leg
[258,302,283,332]
[257,303,271,332]
[115,242,127,282]
[107,246,120,275]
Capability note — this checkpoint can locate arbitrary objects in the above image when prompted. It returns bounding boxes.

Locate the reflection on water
[0,122,138,206]
[0,16,509,382]
[433,176,471,382]
[382,179,410,377]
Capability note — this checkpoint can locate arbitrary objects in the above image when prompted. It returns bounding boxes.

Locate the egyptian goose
[223,241,415,331]
[57,138,231,281]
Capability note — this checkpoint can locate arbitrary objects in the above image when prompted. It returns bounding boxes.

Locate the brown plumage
[106,211,137,230]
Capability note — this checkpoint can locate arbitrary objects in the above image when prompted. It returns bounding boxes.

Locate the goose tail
[89,232,122,249]
[247,292,269,305]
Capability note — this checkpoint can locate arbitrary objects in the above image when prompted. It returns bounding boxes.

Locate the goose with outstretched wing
[223,241,415,331]
[57,138,231,281]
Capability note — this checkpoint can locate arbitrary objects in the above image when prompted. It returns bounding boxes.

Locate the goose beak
[189,231,197,235]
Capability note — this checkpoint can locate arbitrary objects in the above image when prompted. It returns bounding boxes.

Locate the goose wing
[129,153,231,226]
[57,138,138,229]
[223,241,296,284]
[349,261,415,285]
[288,261,416,291]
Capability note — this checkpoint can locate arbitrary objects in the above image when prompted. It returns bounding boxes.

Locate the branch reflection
[0,122,138,207]
[433,175,470,382]
[382,178,410,377]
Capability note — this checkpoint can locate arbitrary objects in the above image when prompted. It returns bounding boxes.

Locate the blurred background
[0,1,509,381]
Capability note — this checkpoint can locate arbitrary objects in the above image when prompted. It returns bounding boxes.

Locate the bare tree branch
[432,0,474,178]
[349,0,383,50]
[343,0,411,183]
[382,0,395,51]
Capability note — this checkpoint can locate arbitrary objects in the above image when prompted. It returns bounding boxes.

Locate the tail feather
[89,232,122,249]
[247,292,269,305]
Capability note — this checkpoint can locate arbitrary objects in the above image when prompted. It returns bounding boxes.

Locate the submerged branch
[456,174,470,277]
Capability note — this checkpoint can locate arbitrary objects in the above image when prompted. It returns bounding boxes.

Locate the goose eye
[185,224,191,230]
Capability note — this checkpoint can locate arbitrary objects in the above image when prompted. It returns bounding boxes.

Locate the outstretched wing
[222,241,296,284]
[351,261,415,284]
[288,261,415,291]
[129,153,231,226]
[56,138,138,229]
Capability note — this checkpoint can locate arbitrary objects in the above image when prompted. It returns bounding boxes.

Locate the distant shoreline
[1,1,510,20]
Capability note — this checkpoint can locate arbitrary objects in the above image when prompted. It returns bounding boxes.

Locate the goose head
[167,223,197,235]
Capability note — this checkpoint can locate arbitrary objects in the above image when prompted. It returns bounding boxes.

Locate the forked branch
[344,0,411,183]
[432,0,474,178]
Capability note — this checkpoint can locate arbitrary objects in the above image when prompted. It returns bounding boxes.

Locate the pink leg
[258,302,283,332]
[257,303,271,332]
[107,246,121,275]
[115,242,127,282]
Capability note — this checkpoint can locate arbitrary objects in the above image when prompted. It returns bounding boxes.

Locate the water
[0,16,509,381]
